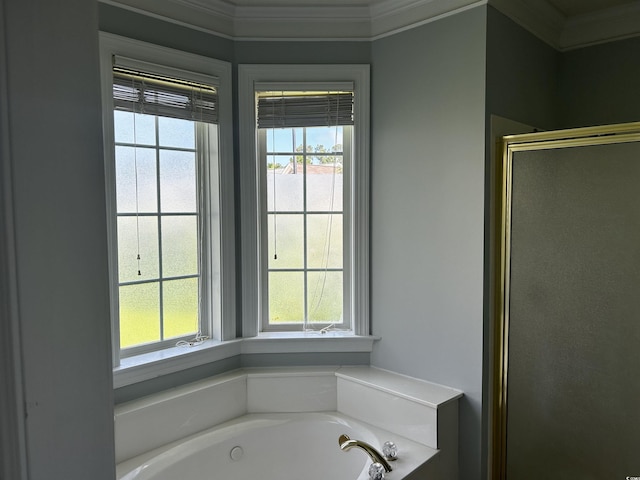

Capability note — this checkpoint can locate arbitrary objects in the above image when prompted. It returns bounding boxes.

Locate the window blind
[257,92,353,129]
[112,66,218,123]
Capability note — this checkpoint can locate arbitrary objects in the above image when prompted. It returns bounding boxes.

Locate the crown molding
[101,0,236,37]
[101,0,485,40]
[488,0,640,51]
[560,1,640,50]
[371,0,486,39]
[100,0,640,48]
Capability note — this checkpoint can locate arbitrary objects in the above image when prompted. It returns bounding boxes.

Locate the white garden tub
[117,412,434,480]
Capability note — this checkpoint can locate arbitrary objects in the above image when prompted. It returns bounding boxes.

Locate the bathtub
[115,367,462,479]
[117,412,434,480]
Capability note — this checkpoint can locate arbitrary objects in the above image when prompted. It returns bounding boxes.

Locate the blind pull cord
[132,78,142,276]
[310,93,340,318]
[272,95,278,260]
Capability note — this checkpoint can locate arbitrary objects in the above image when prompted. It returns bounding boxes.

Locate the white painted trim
[241,333,378,354]
[173,0,235,18]
[371,0,487,39]
[101,0,236,38]
[100,32,232,78]
[100,0,235,39]
[238,66,261,338]
[234,4,370,19]
[238,64,371,338]
[113,339,242,388]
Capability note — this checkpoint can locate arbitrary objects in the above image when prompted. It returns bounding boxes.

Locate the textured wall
[507,142,640,479]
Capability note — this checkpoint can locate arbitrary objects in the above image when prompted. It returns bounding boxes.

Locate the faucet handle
[382,441,398,461]
[368,462,385,480]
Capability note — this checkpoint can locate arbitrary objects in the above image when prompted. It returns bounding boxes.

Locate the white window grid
[114,117,212,357]
[259,126,352,331]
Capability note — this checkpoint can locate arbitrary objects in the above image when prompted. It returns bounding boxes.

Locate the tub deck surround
[245,366,339,413]
[336,366,463,409]
[114,371,248,464]
[337,366,463,448]
[114,366,463,478]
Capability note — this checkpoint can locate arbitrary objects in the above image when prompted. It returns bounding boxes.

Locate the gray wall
[486,6,560,130]
[98,3,234,62]
[558,35,640,128]
[370,8,487,480]
[1,0,115,479]
[234,40,371,64]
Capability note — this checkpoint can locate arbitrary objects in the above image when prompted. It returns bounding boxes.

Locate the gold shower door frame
[492,121,640,480]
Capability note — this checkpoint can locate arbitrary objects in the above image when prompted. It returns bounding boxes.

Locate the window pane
[117,217,159,283]
[307,166,343,212]
[266,127,302,152]
[114,111,156,146]
[158,117,195,149]
[305,126,342,154]
[307,214,343,269]
[268,214,303,269]
[115,146,157,214]
[163,278,199,339]
[267,164,303,212]
[120,282,160,348]
[162,215,198,277]
[307,271,343,323]
[269,272,304,323]
[160,150,197,213]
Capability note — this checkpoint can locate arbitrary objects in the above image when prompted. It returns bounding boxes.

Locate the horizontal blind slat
[113,69,218,123]
[257,92,353,128]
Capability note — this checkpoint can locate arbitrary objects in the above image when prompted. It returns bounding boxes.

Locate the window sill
[113,333,379,389]
[241,331,379,354]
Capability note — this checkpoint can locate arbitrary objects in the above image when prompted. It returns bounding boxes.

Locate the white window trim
[238,64,371,338]
[99,32,236,370]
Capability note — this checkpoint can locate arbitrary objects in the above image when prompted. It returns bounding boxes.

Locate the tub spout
[338,434,392,472]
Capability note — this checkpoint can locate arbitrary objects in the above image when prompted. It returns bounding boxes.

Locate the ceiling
[102,0,640,50]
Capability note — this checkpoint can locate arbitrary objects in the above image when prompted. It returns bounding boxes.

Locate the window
[258,93,352,331]
[100,34,235,367]
[238,65,370,336]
